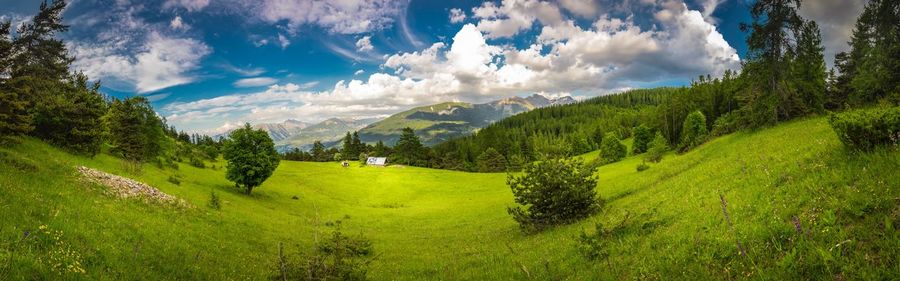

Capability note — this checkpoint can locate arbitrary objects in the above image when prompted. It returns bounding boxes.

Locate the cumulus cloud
[233,77,278,88]
[356,36,374,52]
[472,0,565,39]
[449,8,466,23]
[559,0,599,18]
[258,0,404,34]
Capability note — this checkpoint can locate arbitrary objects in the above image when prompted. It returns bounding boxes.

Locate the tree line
[0,0,224,170]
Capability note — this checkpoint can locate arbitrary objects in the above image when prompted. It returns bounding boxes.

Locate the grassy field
[1,116,897,280]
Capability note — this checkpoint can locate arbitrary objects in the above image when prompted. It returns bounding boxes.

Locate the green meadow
[1,116,898,280]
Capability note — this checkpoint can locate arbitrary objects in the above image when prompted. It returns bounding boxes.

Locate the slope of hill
[252,119,310,142]
[359,94,575,146]
[2,116,897,279]
[277,117,378,150]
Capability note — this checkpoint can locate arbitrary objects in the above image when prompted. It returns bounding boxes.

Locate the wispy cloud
[233,77,278,88]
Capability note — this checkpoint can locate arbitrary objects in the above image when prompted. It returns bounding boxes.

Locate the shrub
[167,175,181,186]
[711,111,742,136]
[636,162,649,172]
[828,106,900,151]
[189,157,206,168]
[678,110,708,152]
[598,132,627,165]
[476,147,507,172]
[358,153,367,166]
[507,158,601,231]
[631,125,653,154]
[275,222,372,281]
[645,132,668,163]
[208,192,221,210]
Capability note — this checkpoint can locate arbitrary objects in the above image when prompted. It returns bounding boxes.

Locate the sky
[0,0,867,134]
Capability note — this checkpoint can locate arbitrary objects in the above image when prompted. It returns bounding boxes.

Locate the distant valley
[241,94,576,150]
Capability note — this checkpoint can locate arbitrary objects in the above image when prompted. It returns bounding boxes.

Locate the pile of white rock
[77,166,190,208]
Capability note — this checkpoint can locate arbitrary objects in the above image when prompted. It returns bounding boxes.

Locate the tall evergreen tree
[352,132,364,155]
[105,96,164,161]
[393,127,425,166]
[476,147,507,173]
[0,21,32,137]
[10,0,72,81]
[791,20,826,114]
[843,0,900,105]
[311,141,327,162]
[341,132,355,160]
[740,0,804,126]
[372,140,389,157]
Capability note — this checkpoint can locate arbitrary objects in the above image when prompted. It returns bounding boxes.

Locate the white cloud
[472,0,564,39]
[356,36,374,52]
[277,33,290,49]
[169,16,186,30]
[699,0,724,23]
[163,0,210,12]
[233,77,279,88]
[449,8,467,23]
[258,0,404,34]
[354,69,365,75]
[221,64,266,76]
[559,0,598,18]
[146,92,172,102]
[71,32,211,93]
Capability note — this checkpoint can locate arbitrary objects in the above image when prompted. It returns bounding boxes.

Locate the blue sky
[0,0,865,133]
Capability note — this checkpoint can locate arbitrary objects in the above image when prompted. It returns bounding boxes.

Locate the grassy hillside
[1,116,897,280]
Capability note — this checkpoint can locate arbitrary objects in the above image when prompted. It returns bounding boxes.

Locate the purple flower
[23,230,30,238]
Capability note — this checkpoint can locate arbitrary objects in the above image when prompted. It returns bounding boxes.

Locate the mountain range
[240,94,576,150]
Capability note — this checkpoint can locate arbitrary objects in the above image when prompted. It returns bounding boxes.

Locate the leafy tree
[631,124,653,154]
[599,132,626,164]
[476,147,507,172]
[105,96,166,161]
[222,123,280,194]
[507,157,600,231]
[310,140,328,162]
[679,110,708,152]
[393,127,425,165]
[645,132,668,163]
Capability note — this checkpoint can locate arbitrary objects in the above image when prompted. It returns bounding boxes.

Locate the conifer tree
[394,127,425,165]
[476,147,507,172]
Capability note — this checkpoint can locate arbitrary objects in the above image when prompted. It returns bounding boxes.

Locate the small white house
[366,157,387,166]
